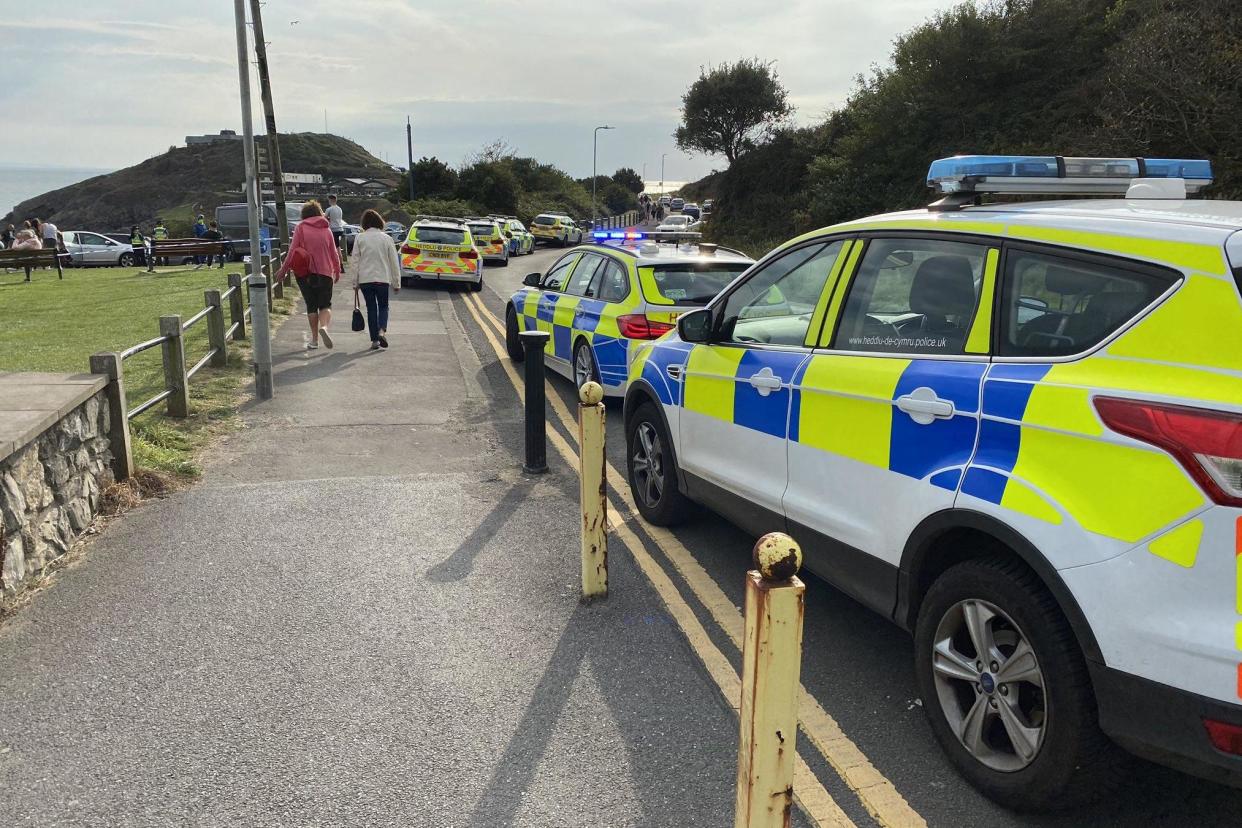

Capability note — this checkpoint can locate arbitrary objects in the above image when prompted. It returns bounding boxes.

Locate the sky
[0,0,953,183]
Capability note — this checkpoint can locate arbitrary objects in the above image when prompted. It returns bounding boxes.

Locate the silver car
[62,231,137,267]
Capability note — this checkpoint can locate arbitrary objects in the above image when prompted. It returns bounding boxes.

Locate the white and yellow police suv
[490,215,536,257]
[505,230,754,395]
[399,216,484,291]
[530,212,584,247]
[624,156,1242,810]
[466,218,510,267]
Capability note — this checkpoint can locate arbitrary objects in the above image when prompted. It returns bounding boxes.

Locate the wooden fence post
[205,289,227,367]
[159,315,189,418]
[227,273,247,340]
[271,247,284,299]
[88,352,134,481]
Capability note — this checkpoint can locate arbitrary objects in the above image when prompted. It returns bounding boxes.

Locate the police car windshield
[414,227,465,245]
[644,262,750,305]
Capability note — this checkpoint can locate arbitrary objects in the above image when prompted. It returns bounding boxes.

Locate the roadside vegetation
[389,142,642,224]
[678,0,1242,256]
[0,264,292,477]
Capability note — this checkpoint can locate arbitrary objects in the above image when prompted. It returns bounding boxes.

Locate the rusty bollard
[735,532,805,828]
[578,381,607,601]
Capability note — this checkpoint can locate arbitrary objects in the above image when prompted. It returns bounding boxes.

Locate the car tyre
[626,401,692,526]
[505,307,525,362]
[913,556,1128,812]
[573,339,601,389]
[118,253,135,267]
[469,271,483,292]
[500,250,509,268]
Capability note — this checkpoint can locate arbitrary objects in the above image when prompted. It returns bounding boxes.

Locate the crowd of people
[1,217,61,253]
[637,194,666,223]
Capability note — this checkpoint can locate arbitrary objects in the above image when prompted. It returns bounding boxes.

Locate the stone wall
[0,387,113,596]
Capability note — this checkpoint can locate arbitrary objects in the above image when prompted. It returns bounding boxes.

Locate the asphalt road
[465,236,1242,828]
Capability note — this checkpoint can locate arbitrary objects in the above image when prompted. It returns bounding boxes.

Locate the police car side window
[566,254,604,297]
[597,259,630,303]
[833,238,987,356]
[718,242,841,347]
[998,249,1175,357]
[541,255,578,292]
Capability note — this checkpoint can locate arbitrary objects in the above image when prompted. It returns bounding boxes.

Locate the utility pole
[234,0,273,401]
[406,116,415,203]
[661,153,667,197]
[249,0,289,250]
[592,125,614,225]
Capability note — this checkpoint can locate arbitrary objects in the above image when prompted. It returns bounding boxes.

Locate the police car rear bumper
[1092,662,1242,787]
[401,269,478,284]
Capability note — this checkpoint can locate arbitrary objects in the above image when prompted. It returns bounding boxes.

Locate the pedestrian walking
[326,194,345,248]
[203,220,226,268]
[348,209,400,351]
[275,200,341,351]
[40,218,60,266]
[192,213,208,268]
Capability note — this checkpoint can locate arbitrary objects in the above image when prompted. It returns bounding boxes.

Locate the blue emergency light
[926,155,1213,196]
[592,230,646,242]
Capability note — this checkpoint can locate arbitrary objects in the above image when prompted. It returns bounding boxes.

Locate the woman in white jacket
[350,209,402,350]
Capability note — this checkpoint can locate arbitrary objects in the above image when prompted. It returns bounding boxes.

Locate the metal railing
[88,249,287,481]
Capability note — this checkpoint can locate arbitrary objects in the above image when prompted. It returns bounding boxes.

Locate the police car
[466,218,510,267]
[530,212,584,247]
[623,156,1242,809]
[505,231,754,396]
[490,215,536,257]
[399,216,484,291]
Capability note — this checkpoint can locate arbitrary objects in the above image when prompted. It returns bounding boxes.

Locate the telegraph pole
[249,0,289,250]
[406,116,415,203]
[234,0,273,400]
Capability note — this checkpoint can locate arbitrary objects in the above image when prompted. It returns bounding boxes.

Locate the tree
[675,58,793,164]
[457,161,519,214]
[389,156,458,203]
[612,167,644,194]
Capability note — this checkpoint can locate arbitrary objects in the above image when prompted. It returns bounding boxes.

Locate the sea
[0,165,111,218]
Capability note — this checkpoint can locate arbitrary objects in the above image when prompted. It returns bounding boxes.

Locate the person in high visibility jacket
[152,219,168,265]
[129,225,146,267]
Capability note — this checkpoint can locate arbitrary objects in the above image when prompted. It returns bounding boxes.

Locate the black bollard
[520,330,550,473]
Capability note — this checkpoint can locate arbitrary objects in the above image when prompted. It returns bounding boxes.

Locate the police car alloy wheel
[573,340,600,388]
[626,402,691,526]
[505,308,524,362]
[914,557,1127,811]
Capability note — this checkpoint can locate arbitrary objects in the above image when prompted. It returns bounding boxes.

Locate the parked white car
[62,231,136,267]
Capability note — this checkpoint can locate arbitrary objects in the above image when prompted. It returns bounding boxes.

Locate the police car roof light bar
[414,214,468,226]
[926,155,1213,197]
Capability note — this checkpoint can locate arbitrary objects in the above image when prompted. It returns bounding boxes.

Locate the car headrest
[1045,265,1105,295]
[1087,290,1144,326]
[910,255,977,319]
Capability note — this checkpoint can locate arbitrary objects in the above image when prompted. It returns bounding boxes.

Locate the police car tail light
[1094,397,1242,507]
[460,250,478,260]
[926,155,1213,196]
[1204,719,1242,756]
[401,244,419,256]
[617,313,674,340]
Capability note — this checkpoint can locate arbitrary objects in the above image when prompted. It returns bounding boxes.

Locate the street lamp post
[592,125,615,226]
[660,153,667,197]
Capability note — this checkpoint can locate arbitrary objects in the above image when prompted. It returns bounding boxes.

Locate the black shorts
[297,273,334,313]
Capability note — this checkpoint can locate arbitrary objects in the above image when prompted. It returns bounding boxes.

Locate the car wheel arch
[623,381,685,488]
[896,508,1104,665]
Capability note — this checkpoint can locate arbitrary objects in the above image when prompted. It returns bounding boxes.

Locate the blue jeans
[359,282,390,341]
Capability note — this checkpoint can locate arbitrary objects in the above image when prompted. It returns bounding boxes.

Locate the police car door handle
[747,366,783,396]
[896,387,954,425]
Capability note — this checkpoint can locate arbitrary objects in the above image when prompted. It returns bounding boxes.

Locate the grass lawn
[0,264,293,477]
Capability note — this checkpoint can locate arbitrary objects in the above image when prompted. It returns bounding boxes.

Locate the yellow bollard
[735,532,805,828]
[578,381,607,601]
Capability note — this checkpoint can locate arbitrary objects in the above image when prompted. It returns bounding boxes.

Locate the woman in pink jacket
[276,200,342,350]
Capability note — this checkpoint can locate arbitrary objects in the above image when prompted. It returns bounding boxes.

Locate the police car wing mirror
[523,272,542,287]
[677,308,713,343]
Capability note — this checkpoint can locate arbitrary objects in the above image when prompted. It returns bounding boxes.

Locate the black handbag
[351,290,365,332]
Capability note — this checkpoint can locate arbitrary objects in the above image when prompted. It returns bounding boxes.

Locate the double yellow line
[459,290,925,828]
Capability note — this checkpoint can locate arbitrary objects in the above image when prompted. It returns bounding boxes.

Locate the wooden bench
[0,247,63,281]
[148,238,231,270]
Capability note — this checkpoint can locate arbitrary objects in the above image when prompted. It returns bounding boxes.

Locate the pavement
[0,279,800,827]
